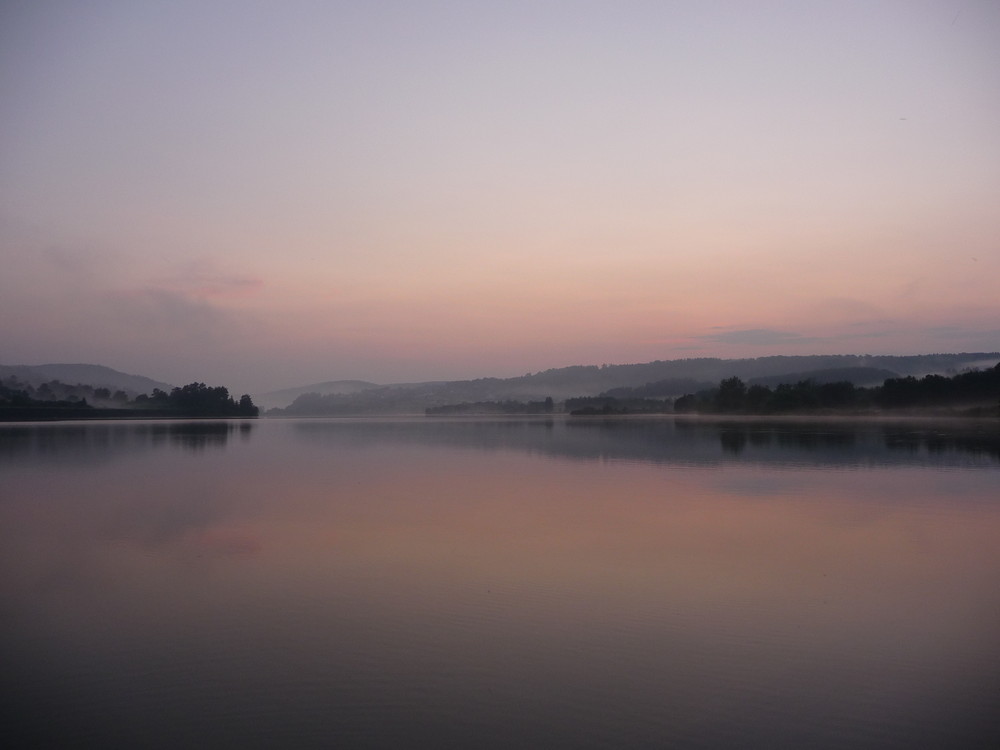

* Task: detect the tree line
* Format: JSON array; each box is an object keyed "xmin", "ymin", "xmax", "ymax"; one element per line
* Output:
[
  {"xmin": 414, "ymin": 364, "xmax": 1000, "ymax": 418},
  {"xmin": 0, "ymin": 376, "xmax": 135, "ymax": 406},
  {"xmin": 426, "ymin": 398, "xmax": 555, "ymax": 416},
  {"xmin": 1, "ymin": 378, "xmax": 258, "ymax": 419},
  {"xmin": 672, "ymin": 364, "xmax": 1000, "ymax": 415},
  {"xmin": 565, "ymin": 396, "xmax": 673, "ymax": 415},
  {"xmin": 134, "ymin": 383, "xmax": 258, "ymax": 416}
]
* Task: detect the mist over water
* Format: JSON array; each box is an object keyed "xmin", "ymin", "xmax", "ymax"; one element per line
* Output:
[{"xmin": 2, "ymin": 417, "xmax": 998, "ymax": 748}]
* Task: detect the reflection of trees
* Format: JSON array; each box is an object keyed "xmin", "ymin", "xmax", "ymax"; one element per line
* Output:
[
  {"xmin": 719, "ymin": 429, "xmax": 747, "ymax": 454},
  {"xmin": 681, "ymin": 419, "xmax": 1000, "ymax": 463},
  {"xmin": 160, "ymin": 422, "xmax": 239, "ymax": 451},
  {"xmin": 293, "ymin": 417, "xmax": 1000, "ymax": 468},
  {"xmin": 0, "ymin": 421, "xmax": 255, "ymax": 465},
  {"xmin": 880, "ymin": 426, "xmax": 1000, "ymax": 460}
]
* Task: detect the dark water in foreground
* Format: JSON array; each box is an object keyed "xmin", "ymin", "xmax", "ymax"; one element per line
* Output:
[{"xmin": 1, "ymin": 417, "xmax": 998, "ymax": 748}]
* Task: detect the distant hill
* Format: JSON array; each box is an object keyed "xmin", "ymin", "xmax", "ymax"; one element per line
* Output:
[
  {"xmin": 253, "ymin": 379, "xmax": 380, "ymax": 411},
  {"xmin": 268, "ymin": 353, "xmax": 1000, "ymax": 416},
  {"xmin": 601, "ymin": 378, "xmax": 716, "ymax": 400},
  {"xmin": 746, "ymin": 367, "xmax": 900, "ymax": 389},
  {"xmin": 0, "ymin": 363, "xmax": 173, "ymax": 397}
]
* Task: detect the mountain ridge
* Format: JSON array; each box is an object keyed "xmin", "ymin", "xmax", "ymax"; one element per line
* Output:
[
  {"xmin": 267, "ymin": 353, "xmax": 1000, "ymax": 415},
  {"xmin": 253, "ymin": 380, "xmax": 381, "ymax": 411},
  {"xmin": 5, "ymin": 354, "xmax": 997, "ymax": 414},
  {"xmin": 0, "ymin": 363, "xmax": 174, "ymax": 397}
]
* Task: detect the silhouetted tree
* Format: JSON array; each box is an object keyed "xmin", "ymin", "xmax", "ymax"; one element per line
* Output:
[
  {"xmin": 745, "ymin": 384, "xmax": 772, "ymax": 412},
  {"xmin": 238, "ymin": 394, "xmax": 259, "ymax": 417},
  {"xmin": 715, "ymin": 377, "xmax": 747, "ymax": 412}
]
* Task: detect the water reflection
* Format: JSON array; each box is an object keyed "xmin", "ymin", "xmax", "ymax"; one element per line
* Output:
[
  {"xmin": 1, "ymin": 418, "xmax": 998, "ymax": 748},
  {"xmin": 0, "ymin": 420, "xmax": 255, "ymax": 465},
  {"xmin": 6, "ymin": 417, "xmax": 994, "ymax": 469},
  {"xmin": 676, "ymin": 418, "xmax": 1000, "ymax": 462},
  {"xmin": 292, "ymin": 416, "xmax": 1000, "ymax": 468}
]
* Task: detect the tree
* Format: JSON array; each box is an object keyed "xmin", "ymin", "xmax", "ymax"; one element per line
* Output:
[
  {"xmin": 238, "ymin": 394, "xmax": 258, "ymax": 417},
  {"xmin": 716, "ymin": 377, "xmax": 747, "ymax": 412},
  {"xmin": 744, "ymin": 384, "xmax": 770, "ymax": 411}
]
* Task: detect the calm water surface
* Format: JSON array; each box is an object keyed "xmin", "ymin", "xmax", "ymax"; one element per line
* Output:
[{"xmin": 2, "ymin": 417, "xmax": 999, "ymax": 748}]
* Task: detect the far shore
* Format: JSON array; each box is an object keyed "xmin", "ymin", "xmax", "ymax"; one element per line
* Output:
[{"xmin": 0, "ymin": 407, "xmax": 258, "ymax": 422}]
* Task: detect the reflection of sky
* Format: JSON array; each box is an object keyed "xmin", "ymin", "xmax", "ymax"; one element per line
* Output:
[
  {"xmin": 714, "ymin": 473, "xmax": 805, "ymax": 497},
  {"xmin": 2, "ymin": 420, "xmax": 999, "ymax": 746}
]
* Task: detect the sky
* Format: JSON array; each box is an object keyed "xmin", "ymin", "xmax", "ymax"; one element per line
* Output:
[{"xmin": 2, "ymin": 0, "xmax": 998, "ymax": 394}]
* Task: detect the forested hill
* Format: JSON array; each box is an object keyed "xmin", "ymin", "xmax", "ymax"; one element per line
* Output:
[
  {"xmin": 508, "ymin": 354, "xmax": 999, "ymax": 395},
  {"xmin": 0, "ymin": 363, "xmax": 173, "ymax": 396},
  {"xmin": 268, "ymin": 353, "xmax": 998, "ymax": 415},
  {"xmin": 671, "ymin": 363, "xmax": 1000, "ymax": 416}
]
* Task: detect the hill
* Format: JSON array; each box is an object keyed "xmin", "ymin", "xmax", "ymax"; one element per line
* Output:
[
  {"xmin": 746, "ymin": 367, "xmax": 899, "ymax": 389},
  {"xmin": 252, "ymin": 379, "xmax": 380, "ymax": 411},
  {"xmin": 672, "ymin": 363, "xmax": 1000, "ymax": 416},
  {"xmin": 0, "ymin": 363, "xmax": 173, "ymax": 397},
  {"xmin": 268, "ymin": 353, "xmax": 1000, "ymax": 416}
]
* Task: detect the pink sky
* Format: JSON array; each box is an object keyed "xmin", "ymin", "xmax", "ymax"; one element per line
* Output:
[{"xmin": 2, "ymin": 1, "xmax": 998, "ymax": 393}]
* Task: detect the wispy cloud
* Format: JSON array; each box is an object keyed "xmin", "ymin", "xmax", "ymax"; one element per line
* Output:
[
  {"xmin": 690, "ymin": 321, "xmax": 1000, "ymax": 354},
  {"xmin": 696, "ymin": 328, "xmax": 814, "ymax": 346},
  {"xmin": 40, "ymin": 245, "xmax": 113, "ymax": 275},
  {"xmin": 151, "ymin": 264, "xmax": 263, "ymax": 300},
  {"xmin": 101, "ymin": 288, "xmax": 231, "ymax": 341},
  {"xmin": 99, "ymin": 261, "xmax": 264, "ymax": 343}
]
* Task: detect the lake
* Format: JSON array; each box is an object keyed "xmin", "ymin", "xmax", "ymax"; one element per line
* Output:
[{"xmin": 1, "ymin": 416, "xmax": 998, "ymax": 748}]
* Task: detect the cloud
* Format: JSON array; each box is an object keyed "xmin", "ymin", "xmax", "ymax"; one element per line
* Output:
[
  {"xmin": 100, "ymin": 287, "xmax": 230, "ymax": 340},
  {"xmin": 690, "ymin": 321, "xmax": 1000, "ymax": 355},
  {"xmin": 152, "ymin": 265, "xmax": 263, "ymax": 300},
  {"xmin": 810, "ymin": 297, "xmax": 885, "ymax": 322},
  {"xmin": 188, "ymin": 526, "xmax": 263, "ymax": 557},
  {"xmin": 97, "ymin": 260, "xmax": 265, "ymax": 345},
  {"xmin": 697, "ymin": 328, "xmax": 814, "ymax": 346},
  {"xmin": 40, "ymin": 245, "xmax": 106, "ymax": 275}
]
